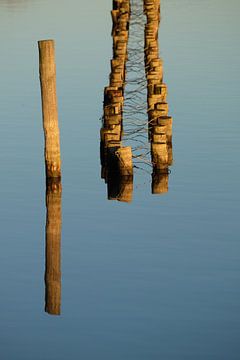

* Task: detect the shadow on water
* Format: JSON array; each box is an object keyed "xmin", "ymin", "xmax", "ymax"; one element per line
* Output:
[
  {"xmin": 100, "ymin": 142, "xmax": 133, "ymax": 202},
  {"xmin": 44, "ymin": 178, "xmax": 62, "ymax": 316}
]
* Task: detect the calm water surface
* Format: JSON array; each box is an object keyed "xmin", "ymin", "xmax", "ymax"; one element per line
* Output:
[{"xmin": 0, "ymin": 0, "xmax": 240, "ymax": 359}]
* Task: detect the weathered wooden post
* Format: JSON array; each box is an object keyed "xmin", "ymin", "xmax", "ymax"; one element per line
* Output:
[
  {"xmin": 38, "ymin": 40, "xmax": 61, "ymax": 179},
  {"xmin": 45, "ymin": 178, "xmax": 62, "ymax": 315}
]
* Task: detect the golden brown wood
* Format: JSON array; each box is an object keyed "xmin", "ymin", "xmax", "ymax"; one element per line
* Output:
[
  {"xmin": 38, "ymin": 40, "xmax": 61, "ymax": 179},
  {"xmin": 115, "ymin": 146, "xmax": 133, "ymax": 176},
  {"xmin": 152, "ymin": 169, "xmax": 169, "ymax": 194},
  {"xmin": 151, "ymin": 142, "xmax": 168, "ymax": 169},
  {"xmin": 45, "ymin": 179, "xmax": 62, "ymax": 315}
]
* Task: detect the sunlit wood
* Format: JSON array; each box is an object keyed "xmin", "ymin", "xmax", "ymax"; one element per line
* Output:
[{"xmin": 38, "ymin": 40, "xmax": 61, "ymax": 179}]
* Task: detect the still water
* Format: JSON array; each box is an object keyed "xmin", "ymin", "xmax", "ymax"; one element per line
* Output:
[{"xmin": 0, "ymin": 0, "xmax": 240, "ymax": 359}]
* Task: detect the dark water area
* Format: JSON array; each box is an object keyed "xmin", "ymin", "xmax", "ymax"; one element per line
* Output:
[{"xmin": 0, "ymin": 0, "xmax": 240, "ymax": 359}]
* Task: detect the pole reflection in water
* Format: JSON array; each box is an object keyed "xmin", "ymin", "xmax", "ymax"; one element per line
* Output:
[
  {"xmin": 44, "ymin": 178, "xmax": 62, "ymax": 315},
  {"xmin": 0, "ymin": 0, "xmax": 30, "ymax": 10}
]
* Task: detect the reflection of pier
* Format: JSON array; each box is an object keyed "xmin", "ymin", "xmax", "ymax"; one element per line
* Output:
[
  {"xmin": 1, "ymin": 0, "xmax": 30, "ymax": 9},
  {"xmin": 45, "ymin": 178, "xmax": 62, "ymax": 315}
]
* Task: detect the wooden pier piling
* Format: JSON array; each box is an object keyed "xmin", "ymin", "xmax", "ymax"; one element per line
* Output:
[
  {"xmin": 38, "ymin": 40, "xmax": 61, "ymax": 179},
  {"xmin": 100, "ymin": 0, "xmax": 134, "ymax": 195},
  {"xmin": 143, "ymin": 0, "xmax": 173, "ymax": 175},
  {"xmin": 100, "ymin": 0, "xmax": 173, "ymax": 197}
]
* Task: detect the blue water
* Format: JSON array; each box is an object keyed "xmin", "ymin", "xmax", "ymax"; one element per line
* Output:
[{"xmin": 0, "ymin": 0, "xmax": 240, "ymax": 359}]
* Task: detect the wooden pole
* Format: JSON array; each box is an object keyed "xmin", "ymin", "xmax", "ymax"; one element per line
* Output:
[
  {"xmin": 38, "ymin": 40, "xmax": 61, "ymax": 179},
  {"xmin": 45, "ymin": 178, "xmax": 62, "ymax": 315}
]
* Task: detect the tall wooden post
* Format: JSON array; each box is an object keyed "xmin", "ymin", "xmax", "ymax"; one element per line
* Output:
[
  {"xmin": 45, "ymin": 179, "xmax": 62, "ymax": 315},
  {"xmin": 38, "ymin": 40, "xmax": 61, "ymax": 179}
]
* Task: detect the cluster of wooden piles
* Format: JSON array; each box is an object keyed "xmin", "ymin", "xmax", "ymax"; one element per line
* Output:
[
  {"xmin": 143, "ymin": 0, "xmax": 173, "ymax": 194},
  {"xmin": 100, "ymin": 0, "xmax": 133, "ymax": 202}
]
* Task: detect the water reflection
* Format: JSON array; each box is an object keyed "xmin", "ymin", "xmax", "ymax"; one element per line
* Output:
[
  {"xmin": 44, "ymin": 178, "xmax": 62, "ymax": 315},
  {"xmin": 0, "ymin": 0, "xmax": 30, "ymax": 10}
]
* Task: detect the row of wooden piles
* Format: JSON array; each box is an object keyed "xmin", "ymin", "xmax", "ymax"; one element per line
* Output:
[
  {"xmin": 100, "ymin": 0, "xmax": 133, "ymax": 202},
  {"xmin": 144, "ymin": 0, "xmax": 173, "ymax": 193}
]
